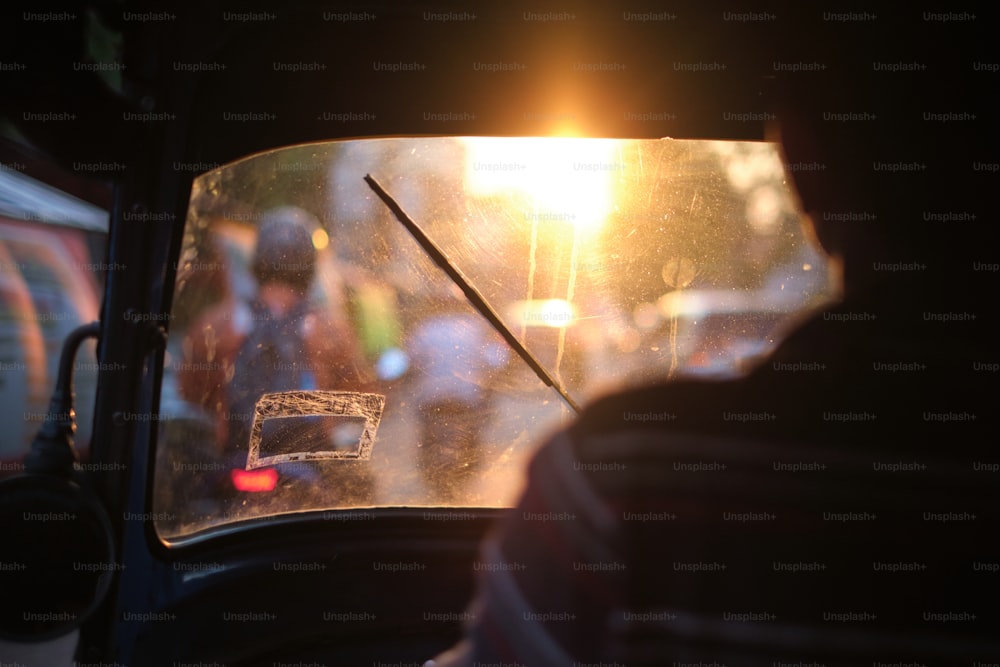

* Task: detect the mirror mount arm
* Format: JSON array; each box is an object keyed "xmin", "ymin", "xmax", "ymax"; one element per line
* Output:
[{"xmin": 24, "ymin": 321, "xmax": 102, "ymax": 478}]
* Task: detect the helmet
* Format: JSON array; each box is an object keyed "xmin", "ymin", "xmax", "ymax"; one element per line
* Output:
[{"xmin": 251, "ymin": 206, "xmax": 319, "ymax": 292}]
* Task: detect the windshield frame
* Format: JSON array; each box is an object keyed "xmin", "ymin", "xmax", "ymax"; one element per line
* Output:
[{"xmin": 152, "ymin": 134, "xmax": 833, "ymax": 546}]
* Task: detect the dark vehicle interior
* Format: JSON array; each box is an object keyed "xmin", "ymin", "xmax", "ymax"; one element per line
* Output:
[{"xmin": 0, "ymin": 1, "xmax": 995, "ymax": 665}]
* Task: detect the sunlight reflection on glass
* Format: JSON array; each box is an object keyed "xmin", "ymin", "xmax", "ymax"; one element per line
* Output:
[{"xmin": 461, "ymin": 137, "xmax": 620, "ymax": 234}]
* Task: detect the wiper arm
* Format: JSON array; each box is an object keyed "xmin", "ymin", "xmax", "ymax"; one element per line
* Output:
[{"xmin": 364, "ymin": 174, "xmax": 580, "ymax": 414}]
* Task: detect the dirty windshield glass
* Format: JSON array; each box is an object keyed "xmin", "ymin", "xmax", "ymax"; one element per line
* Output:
[{"xmin": 155, "ymin": 137, "xmax": 832, "ymax": 541}]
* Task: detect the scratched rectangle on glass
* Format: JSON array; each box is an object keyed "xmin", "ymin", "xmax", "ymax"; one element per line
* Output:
[{"xmin": 246, "ymin": 391, "xmax": 385, "ymax": 469}]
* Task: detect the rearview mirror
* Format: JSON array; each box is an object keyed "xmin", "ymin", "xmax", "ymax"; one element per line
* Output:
[
  {"xmin": 0, "ymin": 322, "xmax": 115, "ymax": 642},
  {"xmin": 0, "ymin": 473, "xmax": 115, "ymax": 641}
]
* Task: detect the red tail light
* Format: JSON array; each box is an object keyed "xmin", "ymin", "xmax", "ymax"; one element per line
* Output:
[{"xmin": 231, "ymin": 468, "xmax": 278, "ymax": 492}]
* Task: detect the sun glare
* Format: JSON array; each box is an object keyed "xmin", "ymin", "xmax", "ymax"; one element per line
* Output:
[
  {"xmin": 508, "ymin": 298, "xmax": 577, "ymax": 329},
  {"xmin": 462, "ymin": 137, "xmax": 621, "ymax": 234}
]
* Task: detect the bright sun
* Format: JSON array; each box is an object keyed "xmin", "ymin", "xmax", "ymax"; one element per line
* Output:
[{"xmin": 461, "ymin": 136, "xmax": 621, "ymax": 234}]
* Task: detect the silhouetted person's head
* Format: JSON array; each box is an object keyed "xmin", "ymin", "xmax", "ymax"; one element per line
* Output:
[
  {"xmin": 768, "ymin": 15, "xmax": 984, "ymax": 306},
  {"xmin": 252, "ymin": 206, "xmax": 319, "ymax": 294}
]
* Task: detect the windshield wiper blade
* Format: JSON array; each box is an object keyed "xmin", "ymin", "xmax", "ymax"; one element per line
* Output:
[{"xmin": 364, "ymin": 174, "xmax": 580, "ymax": 414}]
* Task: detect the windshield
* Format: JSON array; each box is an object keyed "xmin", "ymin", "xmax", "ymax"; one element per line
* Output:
[{"xmin": 155, "ymin": 137, "xmax": 832, "ymax": 541}]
